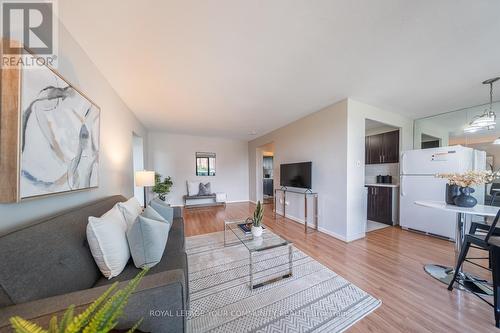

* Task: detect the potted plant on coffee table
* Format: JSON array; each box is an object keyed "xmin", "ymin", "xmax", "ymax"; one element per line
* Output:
[{"xmin": 251, "ymin": 201, "xmax": 264, "ymax": 237}]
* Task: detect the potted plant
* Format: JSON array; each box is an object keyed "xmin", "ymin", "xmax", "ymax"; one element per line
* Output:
[
  {"xmin": 251, "ymin": 201, "xmax": 264, "ymax": 237},
  {"xmin": 9, "ymin": 269, "xmax": 148, "ymax": 333},
  {"xmin": 151, "ymin": 173, "xmax": 173, "ymax": 202},
  {"xmin": 437, "ymin": 170, "xmax": 499, "ymax": 207}
]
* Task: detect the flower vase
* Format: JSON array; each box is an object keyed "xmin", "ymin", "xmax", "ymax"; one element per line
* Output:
[
  {"xmin": 453, "ymin": 187, "xmax": 477, "ymax": 208},
  {"xmin": 445, "ymin": 184, "xmax": 460, "ymax": 205}
]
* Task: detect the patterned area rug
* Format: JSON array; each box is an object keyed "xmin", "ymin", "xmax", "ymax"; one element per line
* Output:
[{"xmin": 186, "ymin": 231, "xmax": 381, "ymax": 333}]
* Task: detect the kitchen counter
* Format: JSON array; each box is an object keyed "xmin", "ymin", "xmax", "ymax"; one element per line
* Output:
[{"xmin": 365, "ymin": 183, "xmax": 399, "ymax": 188}]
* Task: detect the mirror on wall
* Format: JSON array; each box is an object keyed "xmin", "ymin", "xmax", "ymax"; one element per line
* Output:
[{"xmin": 414, "ymin": 101, "xmax": 500, "ymax": 172}]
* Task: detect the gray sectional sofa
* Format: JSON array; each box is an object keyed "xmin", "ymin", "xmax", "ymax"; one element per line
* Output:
[{"xmin": 0, "ymin": 195, "xmax": 188, "ymax": 333}]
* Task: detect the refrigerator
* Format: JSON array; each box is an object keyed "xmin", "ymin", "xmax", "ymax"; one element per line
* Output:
[{"xmin": 400, "ymin": 145, "xmax": 486, "ymax": 240}]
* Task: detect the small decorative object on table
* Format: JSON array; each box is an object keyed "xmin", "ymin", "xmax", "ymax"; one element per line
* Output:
[
  {"xmin": 152, "ymin": 173, "xmax": 173, "ymax": 202},
  {"xmin": 445, "ymin": 183, "xmax": 460, "ymax": 205},
  {"xmin": 238, "ymin": 219, "xmax": 265, "ymax": 234},
  {"xmin": 251, "ymin": 201, "xmax": 264, "ymax": 237},
  {"xmin": 437, "ymin": 170, "xmax": 500, "ymax": 207}
]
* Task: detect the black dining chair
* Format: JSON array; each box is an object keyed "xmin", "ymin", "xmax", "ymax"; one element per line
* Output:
[
  {"xmin": 448, "ymin": 210, "xmax": 500, "ymax": 328},
  {"xmin": 489, "ymin": 183, "xmax": 500, "ymax": 206}
]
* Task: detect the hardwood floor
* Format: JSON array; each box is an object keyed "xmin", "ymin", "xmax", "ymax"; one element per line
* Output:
[{"xmin": 183, "ymin": 202, "xmax": 496, "ymax": 332}]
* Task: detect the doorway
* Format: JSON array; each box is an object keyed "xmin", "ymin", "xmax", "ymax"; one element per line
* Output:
[
  {"xmin": 263, "ymin": 153, "xmax": 274, "ymax": 204},
  {"xmin": 364, "ymin": 119, "xmax": 400, "ymax": 233},
  {"xmin": 421, "ymin": 134, "xmax": 441, "ymax": 149},
  {"xmin": 132, "ymin": 133, "xmax": 145, "ymax": 206},
  {"xmin": 255, "ymin": 142, "xmax": 274, "ymax": 205}
]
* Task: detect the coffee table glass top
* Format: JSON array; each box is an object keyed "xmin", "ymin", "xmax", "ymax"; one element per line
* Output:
[{"xmin": 225, "ymin": 219, "xmax": 291, "ymax": 252}]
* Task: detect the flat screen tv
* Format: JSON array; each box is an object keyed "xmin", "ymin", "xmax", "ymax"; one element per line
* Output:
[{"xmin": 280, "ymin": 162, "xmax": 312, "ymax": 189}]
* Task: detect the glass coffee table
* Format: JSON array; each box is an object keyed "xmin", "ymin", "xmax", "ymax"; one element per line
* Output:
[{"xmin": 224, "ymin": 219, "xmax": 293, "ymax": 289}]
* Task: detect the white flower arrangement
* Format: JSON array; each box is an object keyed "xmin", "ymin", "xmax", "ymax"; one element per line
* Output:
[{"xmin": 436, "ymin": 170, "xmax": 500, "ymax": 188}]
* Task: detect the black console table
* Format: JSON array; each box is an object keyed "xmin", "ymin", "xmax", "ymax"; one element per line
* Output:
[{"xmin": 274, "ymin": 188, "xmax": 318, "ymax": 233}]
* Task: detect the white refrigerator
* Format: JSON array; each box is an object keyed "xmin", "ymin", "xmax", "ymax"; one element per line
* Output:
[{"xmin": 400, "ymin": 145, "xmax": 486, "ymax": 240}]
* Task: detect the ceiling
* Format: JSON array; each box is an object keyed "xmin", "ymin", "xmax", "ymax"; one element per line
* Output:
[{"xmin": 59, "ymin": 0, "xmax": 500, "ymax": 140}]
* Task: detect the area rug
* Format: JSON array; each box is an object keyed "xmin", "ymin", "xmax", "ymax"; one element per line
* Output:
[{"xmin": 186, "ymin": 231, "xmax": 381, "ymax": 333}]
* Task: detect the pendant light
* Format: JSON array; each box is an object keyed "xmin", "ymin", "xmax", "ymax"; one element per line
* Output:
[{"xmin": 465, "ymin": 77, "xmax": 499, "ymax": 133}]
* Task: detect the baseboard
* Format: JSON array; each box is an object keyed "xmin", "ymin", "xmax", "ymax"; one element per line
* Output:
[
  {"xmin": 275, "ymin": 211, "xmax": 359, "ymax": 243},
  {"xmin": 317, "ymin": 227, "xmax": 348, "ymax": 242},
  {"xmin": 345, "ymin": 231, "xmax": 366, "ymax": 242},
  {"xmin": 172, "ymin": 200, "xmax": 250, "ymax": 207},
  {"xmin": 274, "ymin": 211, "xmax": 305, "ymax": 225}
]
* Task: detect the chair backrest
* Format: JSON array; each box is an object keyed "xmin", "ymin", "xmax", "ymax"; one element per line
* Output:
[
  {"xmin": 490, "ymin": 182, "xmax": 500, "ymax": 195},
  {"xmin": 486, "ymin": 208, "xmax": 500, "ymax": 243}
]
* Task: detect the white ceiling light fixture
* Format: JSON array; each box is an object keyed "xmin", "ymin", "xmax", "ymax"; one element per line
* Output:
[{"xmin": 465, "ymin": 77, "xmax": 499, "ymax": 133}]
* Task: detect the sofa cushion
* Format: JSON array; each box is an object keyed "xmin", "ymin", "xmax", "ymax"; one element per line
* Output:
[
  {"xmin": 142, "ymin": 205, "xmax": 168, "ymax": 224},
  {"xmin": 127, "ymin": 215, "xmax": 170, "ymax": 269},
  {"xmin": 166, "ymin": 218, "xmax": 185, "ymax": 253},
  {"xmin": 187, "ymin": 181, "xmax": 200, "ymax": 196},
  {"xmin": 87, "ymin": 206, "xmax": 131, "ymax": 279},
  {"xmin": 0, "ymin": 196, "xmax": 126, "ymax": 305},
  {"xmin": 93, "ymin": 252, "xmax": 188, "ymax": 288},
  {"xmin": 198, "ymin": 182, "xmax": 211, "ymax": 195},
  {"xmin": 150, "ymin": 199, "xmax": 174, "ymax": 224},
  {"xmin": 117, "ymin": 197, "xmax": 143, "ymax": 229},
  {"xmin": 0, "ymin": 269, "xmax": 187, "ymax": 333}
]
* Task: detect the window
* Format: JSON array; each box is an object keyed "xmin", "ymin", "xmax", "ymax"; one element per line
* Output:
[{"xmin": 196, "ymin": 152, "xmax": 216, "ymax": 176}]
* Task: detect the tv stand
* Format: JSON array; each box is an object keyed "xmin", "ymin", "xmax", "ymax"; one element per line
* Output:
[{"xmin": 274, "ymin": 188, "xmax": 318, "ymax": 233}]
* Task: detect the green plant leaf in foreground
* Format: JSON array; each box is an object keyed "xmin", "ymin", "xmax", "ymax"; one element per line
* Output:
[{"xmin": 10, "ymin": 268, "xmax": 148, "ymax": 333}]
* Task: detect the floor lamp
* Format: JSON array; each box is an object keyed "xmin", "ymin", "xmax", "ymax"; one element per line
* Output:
[{"xmin": 135, "ymin": 170, "xmax": 155, "ymax": 208}]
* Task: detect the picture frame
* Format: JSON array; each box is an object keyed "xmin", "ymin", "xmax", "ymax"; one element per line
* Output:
[{"xmin": 0, "ymin": 40, "xmax": 101, "ymax": 202}]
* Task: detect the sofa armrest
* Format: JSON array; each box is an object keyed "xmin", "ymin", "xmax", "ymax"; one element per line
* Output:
[
  {"xmin": 0, "ymin": 269, "xmax": 187, "ymax": 333},
  {"xmin": 173, "ymin": 206, "xmax": 183, "ymax": 219}
]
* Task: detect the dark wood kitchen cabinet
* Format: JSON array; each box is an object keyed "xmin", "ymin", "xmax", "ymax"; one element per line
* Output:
[
  {"xmin": 367, "ymin": 186, "xmax": 393, "ymax": 225},
  {"xmin": 263, "ymin": 178, "xmax": 274, "ymax": 196},
  {"xmin": 365, "ymin": 130, "xmax": 399, "ymax": 164}
]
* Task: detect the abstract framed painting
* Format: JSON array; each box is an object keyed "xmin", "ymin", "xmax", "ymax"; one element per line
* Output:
[{"xmin": 0, "ymin": 43, "xmax": 100, "ymax": 202}]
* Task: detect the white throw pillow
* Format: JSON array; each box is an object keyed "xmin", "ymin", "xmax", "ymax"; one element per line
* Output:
[
  {"xmin": 188, "ymin": 181, "xmax": 200, "ymax": 196},
  {"xmin": 102, "ymin": 205, "xmax": 128, "ymax": 231},
  {"xmin": 117, "ymin": 197, "xmax": 143, "ymax": 229},
  {"xmin": 87, "ymin": 206, "xmax": 130, "ymax": 279}
]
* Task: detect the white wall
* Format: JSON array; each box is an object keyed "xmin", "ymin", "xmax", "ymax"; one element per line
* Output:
[
  {"xmin": 148, "ymin": 132, "xmax": 249, "ymax": 206},
  {"xmin": 0, "ymin": 24, "xmax": 147, "ymax": 235},
  {"xmin": 248, "ymin": 100, "xmax": 349, "ymax": 240}
]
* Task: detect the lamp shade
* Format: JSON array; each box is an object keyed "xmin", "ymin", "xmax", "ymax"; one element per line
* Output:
[{"xmin": 135, "ymin": 171, "xmax": 155, "ymax": 187}]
